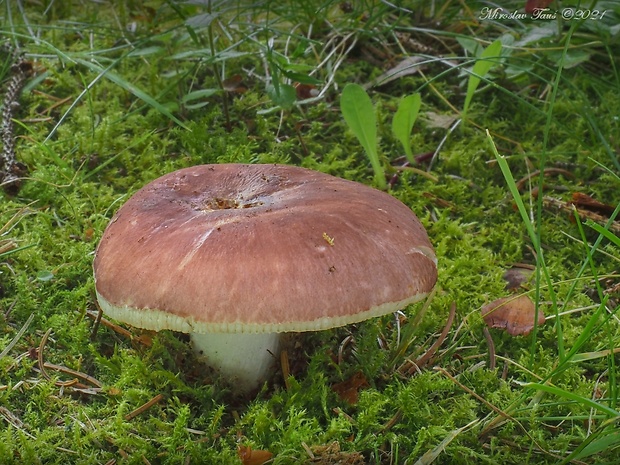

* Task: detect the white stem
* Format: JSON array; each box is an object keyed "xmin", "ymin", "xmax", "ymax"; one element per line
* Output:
[{"xmin": 190, "ymin": 332, "xmax": 281, "ymax": 394}]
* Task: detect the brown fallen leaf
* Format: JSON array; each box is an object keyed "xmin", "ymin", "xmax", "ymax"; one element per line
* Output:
[
  {"xmin": 424, "ymin": 111, "xmax": 459, "ymax": 130},
  {"xmin": 332, "ymin": 371, "xmax": 369, "ymax": 405},
  {"xmin": 503, "ymin": 264, "xmax": 534, "ymax": 291},
  {"xmin": 364, "ymin": 56, "xmax": 425, "ymax": 89},
  {"xmin": 570, "ymin": 192, "xmax": 616, "ymax": 217},
  {"xmin": 481, "ymin": 295, "xmax": 545, "ymax": 336},
  {"xmin": 238, "ymin": 445, "xmax": 273, "ymax": 465},
  {"xmin": 222, "ymin": 74, "xmax": 248, "ymax": 94},
  {"xmin": 295, "ymin": 83, "xmax": 319, "ymax": 100}
]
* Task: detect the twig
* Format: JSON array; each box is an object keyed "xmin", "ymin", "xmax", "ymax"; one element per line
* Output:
[
  {"xmin": 0, "ymin": 239, "xmax": 17, "ymax": 254},
  {"xmin": 37, "ymin": 328, "xmax": 102, "ymax": 388},
  {"xmin": 337, "ymin": 335, "xmax": 354, "ymax": 365},
  {"xmin": 37, "ymin": 328, "xmax": 57, "ymax": 382},
  {"xmin": 515, "ymin": 168, "xmax": 574, "ymax": 191},
  {"xmin": 90, "ymin": 303, "xmax": 104, "ymax": 341},
  {"xmin": 124, "ymin": 394, "xmax": 165, "ymax": 421},
  {"xmin": 0, "ymin": 406, "xmax": 35, "ymax": 439},
  {"xmin": 43, "ymin": 362, "xmax": 102, "ymax": 389},
  {"xmin": 428, "ymin": 117, "xmax": 461, "ymax": 172},
  {"xmin": 280, "ymin": 349, "xmax": 291, "ymax": 390},
  {"xmin": 544, "ymin": 196, "xmax": 620, "ymax": 235},
  {"xmin": 435, "ymin": 366, "xmax": 549, "ymax": 456},
  {"xmin": 405, "ymin": 302, "xmax": 456, "ymax": 374},
  {"xmin": 380, "ymin": 409, "xmax": 403, "ymax": 433},
  {"xmin": 482, "ymin": 327, "xmax": 496, "ymax": 370},
  {"xmin": 395, "ymin": 164, "xmax": 439, "ymax": 182},
  {"xmin": 85, "ymin": 308, "xmax": 134, "ymax": 340}
]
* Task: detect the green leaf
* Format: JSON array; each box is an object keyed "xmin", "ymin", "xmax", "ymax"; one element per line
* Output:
[
  {"xmin": 392, "ymin": 93, "xmax": 421, "ymax": 163},
  {"xmin": 181, "ymin": 88, "xmax": 219, "ymax": 109},
  {"xmin": 280, "ymin": 62, "xmax": 316, "ymax": 74},
  {"xmin": 37, "ymin": 270, "xmax": 54, "ymax": 282},
  {"xmin": 549, "ymin": 49, "xmax": 592, "ymax": 69},
  {"xmin": 182, "ymin": 88, "xmax": 219, "ymax": 101},
  {"xmin": 456, "ymin": 37, "xmax": 484, "ymax": 56},
  {"xmin": 340, "ymin": 83, "xmax": 385, "ymax": 189},
  {"xmin": 463, "ymin": 39, "xmax": 502, "ymax": 120},
  {"xmin": 266, "ymin": 83, "xmax": 296, "ymax": 109},
  {"xmin": 279, "ymin": 70, "xmax": 323, "ymax": 85},
  {"xmin": 185, "ymin": 12, "xmax": 218, "ymax": 29}
]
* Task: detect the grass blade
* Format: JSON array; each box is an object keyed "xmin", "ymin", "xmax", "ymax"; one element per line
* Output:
[
  {"xmin": 0, "ymin": 313, "xmax": 35, "ymax": 359},
  {"xmin": 572, "ymin": 429, "xmax": 620, "ymax": 461},
  {"xmin": 487, "ymin": 130, "xmax": 561, "ymax": 362},
  {"xmin": 524, "ymin": 382, "xmax": 620, "ymax": 418},
  {"xmin": 414, "ymin": 419, "xmax": 480, "ymax": 465},
  {"xmin": 73, "ymin": 58, "xmax": 189, "ymax": 130},
  {"xmin": 585, "ymin": 220, "xmax": 620, "ymax": 247},
  {"xmin": 486, "ymin": 131, "xmax": 539, "ymax": 251}
]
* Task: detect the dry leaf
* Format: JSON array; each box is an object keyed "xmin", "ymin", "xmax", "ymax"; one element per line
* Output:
[
  {"xmin": 332, "ymin": 371, "xmax": 369, "ymax": 404},
  {"xmin": 222, "ymin": 75, "xmax": 248, "ymax": 94},
  {"xmin": 570, "ymin": 192, "xmax": 616, "ymax": 217},
  {"xmin": 238, "ymin": 445, "xmax": 273, "ymax": 465},
  {"xmin": 502, "ymin": 265, "xmax": 534, "ymax": 291},
  {"xmin": 481, "ymin": 295, "xmax": 545, "ymax": 336},
  {"xmin": 364, "ymin": 56, "xmax": 425, "ymax": 89},
  {"xmin": 424, "ymin": 111, "xmax": 458, "ymax": 129},
  {"xmin": 295, "ymin": 83, "xmax": 319, "ymax": 99}
]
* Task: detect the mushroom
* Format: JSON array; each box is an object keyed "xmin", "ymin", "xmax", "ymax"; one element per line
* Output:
[{"xmin": 93, "ymin": 164, "xmax": 437, "ymax": 394}]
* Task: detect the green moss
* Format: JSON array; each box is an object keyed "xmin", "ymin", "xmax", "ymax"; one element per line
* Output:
[{"xmin": 1, "ymin": 0, "xmax": 620, "ymax": 463}]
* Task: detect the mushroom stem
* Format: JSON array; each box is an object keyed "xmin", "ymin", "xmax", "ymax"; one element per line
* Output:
[{"xmin": 190, "ymin": 332, "xmax": 281, "ymax": 393}]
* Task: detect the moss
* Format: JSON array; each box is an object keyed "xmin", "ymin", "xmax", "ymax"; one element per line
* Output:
[{"xmin": 1, "ymin": 0, "xmax": 620, "ymax": 463}]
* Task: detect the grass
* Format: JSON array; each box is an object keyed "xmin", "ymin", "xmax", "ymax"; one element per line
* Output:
[{"xmin": 1, "ymin": 0, "xmax": 620, "ymax": 463}]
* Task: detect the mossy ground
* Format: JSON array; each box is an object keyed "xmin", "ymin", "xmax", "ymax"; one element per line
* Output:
[{"xmin": 1, "ymin": 1, "xmax": 619, "ymax": 464}]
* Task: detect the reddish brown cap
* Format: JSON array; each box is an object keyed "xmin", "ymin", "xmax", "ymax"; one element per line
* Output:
[{"xmin": 93, "ymin": 164, "xmax": 437, "ymax": 334}]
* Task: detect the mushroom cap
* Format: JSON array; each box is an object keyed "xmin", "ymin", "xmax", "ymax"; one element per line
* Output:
[{"xmin": 93, "ymin": 164, "xmax": 437, "ymax": 334}]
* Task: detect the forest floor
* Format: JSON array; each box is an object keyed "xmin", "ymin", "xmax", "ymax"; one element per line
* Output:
[{"xmin": 1, "ymin": 1, "xmax": 620, "ymax": 464}]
